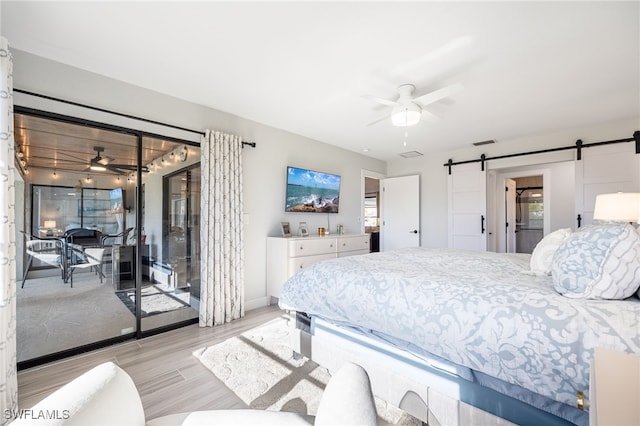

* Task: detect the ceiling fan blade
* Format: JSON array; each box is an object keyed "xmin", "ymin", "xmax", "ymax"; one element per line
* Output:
[
  {"xmin": 366, "ymin": 114, "xmax": 392, "ymax": 127},
  {"xmin": 97, "ymin": 156, "xmax": 114, "ymax": 166},
  {"xmin": 413, "ymin": 83, "xmax": 464, "ymax": 107},
  {"xmin": 105, "ymin": 165, "xmax": 126, "ymax": 175},
  {"xmin": 362, "ymin": 94, "xmax": 398, "ymax": 107},
  {"xmin": 108, "ymin": 164, "xmax": 150, "ymax": 173}
]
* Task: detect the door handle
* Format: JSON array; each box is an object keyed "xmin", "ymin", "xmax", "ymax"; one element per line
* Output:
[
  {"xmin": 409, "ymin": 230, "xmax": 418, "ymax": 234},
  {"xmin": 481, "ymin": 215, "xmax": 486, "ymax": 234}
]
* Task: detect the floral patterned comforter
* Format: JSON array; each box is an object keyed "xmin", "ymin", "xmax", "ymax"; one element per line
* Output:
[{"xmin": 278, "ymin": 247, "xmax": 640, "ymax": 407}]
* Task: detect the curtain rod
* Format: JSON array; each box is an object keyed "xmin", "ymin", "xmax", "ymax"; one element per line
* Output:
[
  {"xmin": 444, "ymin": 131, "xmax": 640, "ymax": 174},
  {"xmin": 14, "ymin": 88, "xmax": 257, "ymax": 148}
]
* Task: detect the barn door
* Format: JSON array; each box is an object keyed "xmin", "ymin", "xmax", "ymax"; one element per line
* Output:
[
  {"xmin": 575, "ymin": 142, "xmax": 639, "ymax": 228},
  {"xmin": 448, "ymin": 163, "xmax": 487, "ymax": 251}
]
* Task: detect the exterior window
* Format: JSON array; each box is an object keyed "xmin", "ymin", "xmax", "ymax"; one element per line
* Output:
[{"xmin": 31, "ymin": 185, "xmax": 119, "ymax": 238}]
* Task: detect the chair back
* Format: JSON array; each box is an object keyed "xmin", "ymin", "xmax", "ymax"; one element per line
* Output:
[
  {"xmin": 64, "ymin": 228, "xmax": 103, "ymax": 247},
  {"xmin": 101, "ymin": 227, "xmax": 134, "ymax": 247}
]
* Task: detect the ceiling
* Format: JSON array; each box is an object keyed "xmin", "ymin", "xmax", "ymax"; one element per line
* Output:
[
  {"xmin": 2, "ymin": 2, "xmax": 639, "ymax": 161},
  {"xmin": 14, "ymin": 113, "xmax": 184, "ymax": 175}
]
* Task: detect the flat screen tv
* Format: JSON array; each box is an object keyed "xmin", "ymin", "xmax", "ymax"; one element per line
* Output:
[
  {"xmin": 109, "ymin": 187, "xmax": 124, "ymax": 212},
  {"xmin": 285, "ymin": 166, "xmax": 341, "ymax": 213}
]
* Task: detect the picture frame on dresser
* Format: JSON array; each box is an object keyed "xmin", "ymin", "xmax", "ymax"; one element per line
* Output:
[
  {"xmin": 280, "ymin": 222, "xmax": 291, "ymax": 237},
  {"xmin": 298, "ymin": 222, "xmax": 308, "ymax": 237}
]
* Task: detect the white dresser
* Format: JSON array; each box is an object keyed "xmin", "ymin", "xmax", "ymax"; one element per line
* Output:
[{"xmin": 266, "ymin": 234, "xmax": 370, "ymax": 301}]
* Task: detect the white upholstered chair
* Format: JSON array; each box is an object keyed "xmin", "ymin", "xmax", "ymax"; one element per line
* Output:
[{"xmin": 10, "ymin": 361, "xmax": 378, "ymax": 426}]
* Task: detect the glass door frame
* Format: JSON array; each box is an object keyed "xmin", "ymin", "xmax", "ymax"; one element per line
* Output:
[{"xmin": 15, "ymin": 105, "xmax": 201, "ymax": 370}]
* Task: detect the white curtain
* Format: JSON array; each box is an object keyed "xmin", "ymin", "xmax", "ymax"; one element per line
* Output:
[
  {"xmin": 0, "ymin": 37, "xmax": 18, "ymax": 424},
  {"xmin": 199, "ymin": 130, "xmax": 244, "ymax": 326}
]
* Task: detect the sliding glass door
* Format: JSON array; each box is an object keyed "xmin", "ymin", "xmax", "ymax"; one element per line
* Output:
[
  {"xmin": 15, "ymin": 110, "xmax": 200, "ymax": 368},
  {"xmin": 15, "ymin": 113, "xmax": 139, "ymax": 365},
  {"xmin": 139, "ymin": 138, "xmax": 200, "ymax": 332}
]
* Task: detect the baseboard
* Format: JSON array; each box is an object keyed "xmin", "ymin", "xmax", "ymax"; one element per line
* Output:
[{"xmin": 245, "ymin": 296, "xmax": 270, "ymax": 311}]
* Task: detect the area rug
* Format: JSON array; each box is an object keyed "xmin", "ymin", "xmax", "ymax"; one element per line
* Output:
[
  {"xmin": 193, "ymin": 317, "xmax": 421, "ymax": 425},
  {"xmin": 116, "ymin": 285, "xmax": 191, "ymax": 317}
]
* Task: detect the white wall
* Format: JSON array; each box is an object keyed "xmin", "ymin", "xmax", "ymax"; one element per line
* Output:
[
  {"xmin": 387, "ymin": 118, "xmax": 639, "ymax": 248},
  {"xmin": 12, "ymin": 49, "xmax": 386, "ymax": 309}
]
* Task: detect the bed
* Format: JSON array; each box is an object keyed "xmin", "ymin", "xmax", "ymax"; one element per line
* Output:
[{"xmin": 278, "ymin": 225, "xmax": 640, "ymax": 426}]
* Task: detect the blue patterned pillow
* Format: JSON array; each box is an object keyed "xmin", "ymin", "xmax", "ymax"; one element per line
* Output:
[{"xmin": 551, "ymin": 223, "xmax": 640, "ymax": 299}]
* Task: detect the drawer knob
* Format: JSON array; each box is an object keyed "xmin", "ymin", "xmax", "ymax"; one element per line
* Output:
[
  {"xmin": 343, "ymin": 243, "xmax": 346, "ymax": 246},
  {"xmin": 299, "ymin": 265, "xmax": 304, "ymax": 269}
]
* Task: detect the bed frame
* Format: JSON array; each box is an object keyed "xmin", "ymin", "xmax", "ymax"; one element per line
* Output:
[{"xmin": 289, "ymin": 312, "xmax": 584, "ymax": 426}]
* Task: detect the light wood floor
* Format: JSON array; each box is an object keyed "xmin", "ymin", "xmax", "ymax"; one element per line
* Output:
[{"xmin": 17, "ymin": 304, "xmax": 285, "ymax": 420}]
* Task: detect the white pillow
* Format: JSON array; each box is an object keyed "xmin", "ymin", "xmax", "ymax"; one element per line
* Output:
[
  {"xmin": 529, "ymin": 228, "xmax": 572, "ymax": 275},
  {"xmin": 551, "ymin": 223, "xmax": 640, "ymax": 299}
]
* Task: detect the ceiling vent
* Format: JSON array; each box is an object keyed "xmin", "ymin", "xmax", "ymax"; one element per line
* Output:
[
  {"xmin": 398, "ymin": 151, "xmax": 424, "ymax": 158},
  {"xmin": 473, "ymin": 139, "xmax": 496, "ymax": 146}
]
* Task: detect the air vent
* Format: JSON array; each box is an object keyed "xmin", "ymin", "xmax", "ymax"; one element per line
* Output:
[
  {"xmin": 398, "ymin": 151, "xmax": 424, "ymax": 158},
  {"xmin": 473, "ymin": 139, "xmax": 496, "ymax": 146}
]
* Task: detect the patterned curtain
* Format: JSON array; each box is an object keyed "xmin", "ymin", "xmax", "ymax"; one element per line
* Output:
[
  {"xmin": 199, "ymin": 130, "xmax": 244, "ymax": 326},
  {"xmin": 0, "ymin": 37, "xmax": 18, "ymax": 424}
]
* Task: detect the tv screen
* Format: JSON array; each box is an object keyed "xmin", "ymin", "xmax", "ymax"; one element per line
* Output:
[
  {"xmin": 109, "ymin": 187, "xmax": 124, "ymax": 212},
  {"xmin": 286, "ymin": 166, "xmax": 341, "ymax": 213}
]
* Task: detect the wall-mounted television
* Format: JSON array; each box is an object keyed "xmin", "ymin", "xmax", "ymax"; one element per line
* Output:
[
  {"xmin": 285, "ymin": 166, "xmax": 341, "ymax": 213},
  {"xmin": 109, "ymin": 187, "xmax": 124, "ymax": 212}
]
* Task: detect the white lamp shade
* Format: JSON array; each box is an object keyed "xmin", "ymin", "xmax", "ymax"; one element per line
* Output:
[
  {"xmin": 43, "ymin": 220, "xmax": 57, "ymax": 229},
  {"xmin": 593, "ymin": 192, "xmax": 640, "ymax": 223},
  {"xmin": 391, "ymin": 104, "xmax": 421, "ymax": 127}
]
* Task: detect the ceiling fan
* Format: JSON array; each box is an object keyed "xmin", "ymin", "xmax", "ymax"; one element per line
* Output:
[
  {"xmin": 364, "ymin": 82, "xmax": 463, "ymax": 127},
  {"xmin": 89, "ymin": 146, "xmax": 147, "ymax": 174}
]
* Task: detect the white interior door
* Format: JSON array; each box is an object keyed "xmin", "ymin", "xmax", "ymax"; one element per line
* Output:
[
  {"xmin": 448, "ymin": 163, "xmax": 487, "ymax": 251},
  {"xmin": 505, "ymin": 179, "xmax": 517, "ymax": 253},
  {"xmin": 575, "ymin": 143, "xmax": 639, "ymax": 228},
  {"xmin": 380, "ymin": 175, "xmax": 420, "ymax": 251}
]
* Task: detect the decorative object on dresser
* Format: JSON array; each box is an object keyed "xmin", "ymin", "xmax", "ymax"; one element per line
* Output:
[
  {"xmin": 298, "ymin": 222, "xmax": 309, "ymax": 237},
  {"xmin": 266, "ymin": 234, "xmax": 370, "ymax": 301},
  {"xmin": 280, "ymin": 221, "xmax": 291, "ymax": 237}
]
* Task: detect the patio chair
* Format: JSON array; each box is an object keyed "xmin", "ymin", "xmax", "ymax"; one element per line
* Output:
[
  {"xmin": 22, "ymin": 238, "xmax": 64, "ymax": 288},
  {"xmin": 65, "ymin": 246, "xmax": 106, "ymax": 288}
]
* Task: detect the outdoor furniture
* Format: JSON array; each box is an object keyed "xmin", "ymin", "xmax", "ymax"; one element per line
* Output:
[
  {"xmin": 22, "ymin": 232, "xmax": 107, "ymax": 288},
  {"xmin": 64, "ymin": 246, "xmax": 106, "ymax": 287},
  {"xmin": 22, "ymin": 238, "xmax": 64, "ymax": 288}
]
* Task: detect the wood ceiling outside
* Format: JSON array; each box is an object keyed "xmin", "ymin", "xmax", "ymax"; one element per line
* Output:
[{"xmin": 14, "ymin": 113, "xmax": 184, "ymax": 175}]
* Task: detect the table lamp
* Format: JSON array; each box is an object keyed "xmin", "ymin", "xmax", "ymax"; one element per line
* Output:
[
  {"xmin": 593, "ymin": 192, "xmax": 640, "ymax": 223},
  {"xmin": 43, "ymin": 220, "xmax": 57, "ymax": 229}
]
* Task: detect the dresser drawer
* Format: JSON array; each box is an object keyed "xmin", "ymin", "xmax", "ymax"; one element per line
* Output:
[
  {"xmin": 337, "ymin": 235, "xmax": 370, "ymax": 253},
  {"xmin": 288, "ymin": 253, "xmax": 336, "ymax": 274},
  {"xmin": 288, "ymin": 238, "xmax": 337, "ymax": 257}
]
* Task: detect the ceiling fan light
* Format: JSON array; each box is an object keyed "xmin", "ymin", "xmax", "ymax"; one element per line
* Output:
[
  {"xmin": 391, "ymin": 104, "xmax": 421, "ymax": 127},
  {"xmin": 90, "ymin": 164, "xmax": 107, "ymax": 171}
]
